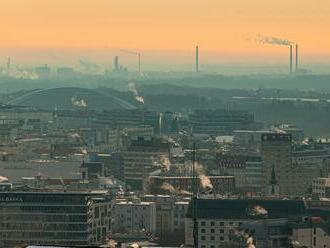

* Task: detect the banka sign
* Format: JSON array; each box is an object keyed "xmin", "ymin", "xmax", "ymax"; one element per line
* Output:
[{"xmin": 0, "ymin": 196, "xmax": 23, "ymax": 202}]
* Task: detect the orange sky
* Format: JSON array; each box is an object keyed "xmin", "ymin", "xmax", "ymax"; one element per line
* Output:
[{"xmin": 0, "ymin": 0, "xmax": 329, "ymax": 64}]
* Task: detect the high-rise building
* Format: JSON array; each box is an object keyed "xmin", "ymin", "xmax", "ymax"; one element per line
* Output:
[
  {"xmin": 261, "ymin": 133, "xmax": 292, "ymax": 196},
  {"xmin": 122, "ymin": 137, "xmax": 171, "ymax": 191}
]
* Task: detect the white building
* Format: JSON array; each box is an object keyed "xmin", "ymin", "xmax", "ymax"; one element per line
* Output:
[
  {"xmin": 291, "ymin": 221, "xmax": 330, "ymax": 248},
  {"xmin": 312, "ymin": 178, "xmax": 330, "ymax": 198},
  {"xmin": 112, "ymin": 198, "xmax": 156, "ymax": 237}
]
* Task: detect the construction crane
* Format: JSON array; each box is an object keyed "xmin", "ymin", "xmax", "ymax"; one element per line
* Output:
[{"xmin": 120, "ymin": 49, "xmax": 141, "ymax": 74}]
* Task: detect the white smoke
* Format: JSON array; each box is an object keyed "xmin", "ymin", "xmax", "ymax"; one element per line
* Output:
[
  {"xmin": 246, "ymin": 236, "xmax": 256, "ymax": 248},
  {"xmin": 71, "ymin": 96, "xmax": 87, "ymax": 108},
  {"xmin": 128, "ymin": 82, "xmax": 144, "ymax": 104},
  {"xmin": 193, "ymin": 162, "xmax": 213, "ymax": 190},
  {"xmin": 160, "ymin": 155, "xmax": 171, "ymax": 172},
  {"xmin": 257, "ymin": 35, "xmax": 294, "ymax": 46},
  {"xmin": 161, "ymin": 182, "xmax": 192, "ymax": 196},
  {"xmin": 161, "ymin": 182, "xmax": 177, "ymax": 194},
  {"xmin": 0, "ymin": 176, "xmax": 9, "ymax": 183},
  {"xmin": 199, "ymin": 174, "xmax": 213, "ymax": 190}
]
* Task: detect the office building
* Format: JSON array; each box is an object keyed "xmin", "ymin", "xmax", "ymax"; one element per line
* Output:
[
  {"xmin": 122, "ymin": 137, "xmax": 171, "ymax": 191},
  {"xmin": 185, "ymin": 198, "xmax": 308, "ymax": 248},
  {"xmin": 0, "ymin": 190, "xmax": 111, "ymax": 247},
  {"xmin": 190, "ymin": 109, "xmax": 257, "ymax": 136},
  {"xmin": 261, "ymin": 133, "xmax": 293, "ymax": 196},
  {"xmin": 149, "ymin": 175, "xmax": 235, "ymax": 195},
  {"xmin": 112, "ymin": 198, "xmax": 156, "ymax": 238}
]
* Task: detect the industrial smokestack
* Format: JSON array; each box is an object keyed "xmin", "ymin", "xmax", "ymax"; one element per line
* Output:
[
  {"xmin": 295, "ymin": 44, "xmax": 299, "ymax": 73},
  {"xmin": 7, "ymin": 57, "xmax": 11, "ymax": 76},
  {"xmin": 113, "ymin": 56, "xmax": 119, "ymax": 71},
  {"xmin": 195, "ymin": 45, "xmax": 199, "ymax": 73},
  {"xmin": 289, "ymin": 45, "xmax": 293, "ymax": 74}
]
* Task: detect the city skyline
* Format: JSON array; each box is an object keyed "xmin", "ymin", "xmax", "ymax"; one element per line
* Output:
[{"xmin": 0, "ymin": 0, "xmax": 329, "ymax": 67}]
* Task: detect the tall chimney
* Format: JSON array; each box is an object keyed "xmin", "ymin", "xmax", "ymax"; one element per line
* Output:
[
  {"xmin": 195, "ymin": 45, "xmax": 199, "ymax": 73},
  {"xmin": 289, "ymin": 45, "xmax": 293, "ymax": 74},
  {"xmin": 295, "ymin": 44, "xmax": 299, "ymax": 73}
]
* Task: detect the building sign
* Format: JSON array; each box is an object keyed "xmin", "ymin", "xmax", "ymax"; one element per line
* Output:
[{"xmin": 0, "ymin": 196, "xmax": 23, "ymax": 202}]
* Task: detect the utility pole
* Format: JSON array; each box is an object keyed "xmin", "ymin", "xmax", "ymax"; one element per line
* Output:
[{"xmin": 192, "ymin": 143, "xmax": 198, "ymax": 248}]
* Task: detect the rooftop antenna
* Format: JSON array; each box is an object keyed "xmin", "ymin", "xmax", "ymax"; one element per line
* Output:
[{"xmin": 192, "ymin": 143, "xmax": 198, "ymax": 248}]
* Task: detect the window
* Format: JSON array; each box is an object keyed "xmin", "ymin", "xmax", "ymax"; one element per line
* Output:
[
  {"xmin": 210, "ymin": 221, "xmax": 215, "ymax": 226},
  {"xmin": 210, "ymin": 236, "xmax": 215, "ymax": 241},
  {"xmin": 210, "ymin": 229, "xmax": 215, "ymax": 233},
  {"xmin": 220, "ymin": 236, "xmax": 224, "ymax": 241},
  {"xmin": 201, "ymin": 236, "xmax": 205, "ymax": 240},
  {"xmin": 220, "ymin": 222, "xmax": 224, "ymax": 226},
  {"xmin": 201, "ymin": 229, "xmax": 205, "ymax": 233},
  {"xmin": 201, "ymin": 221, "xmax": 206, "ymax": 226},
  {"xmin": 220, "ymin": 229, "xmax": 224, "ymax": 234}
]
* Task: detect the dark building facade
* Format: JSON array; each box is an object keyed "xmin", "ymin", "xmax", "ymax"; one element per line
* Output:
[{"xmin": 0, "ymin": 190, "xmax": 111, "ymax": 247}]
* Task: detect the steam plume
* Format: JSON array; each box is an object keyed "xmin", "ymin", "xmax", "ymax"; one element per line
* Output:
[
  {"xmin": 161, "ymin": 182, "xmax": 177, "ymax": 194},
  {"xmin": 128, "ymin": 82, "xmax": 145, "ymax": 104},
  {"xmin": 160, "ymin": 155, "xmax": 171, "ymax": 172},
  {"xmin": 71, "ymin": 96, "xmax": 87, "ymax": 108},
  {"xmin": 193, "ymin": 162, "xmax": 213, "ymax": 190},
  {"xmin": 199, "ymin": 174, "xmax": 213, "ymax": 190},
  {"xmin": 0, "ymin": 176, "xmax": 9, "ymax": 183},
  {"xmin": 257, "ymin": 35, "xmax": 294, "ymax": 46},
  {"xmin": 161, "ymin": 182, "xmax": 192, "ymax": 195}
]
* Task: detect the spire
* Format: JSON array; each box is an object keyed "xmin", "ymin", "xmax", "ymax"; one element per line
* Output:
[
  {"xmin": 270, "ymin": 164, "xmax": 277, "ymax": 185},
  {"xmin": 269, "ymin": 164, "xmax": 279, "ymax": 196}
]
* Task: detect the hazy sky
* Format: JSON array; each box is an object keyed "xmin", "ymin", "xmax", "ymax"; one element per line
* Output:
[{"xmin": 0, "ymin": 0, "xmax": 329, "ymax": 65}]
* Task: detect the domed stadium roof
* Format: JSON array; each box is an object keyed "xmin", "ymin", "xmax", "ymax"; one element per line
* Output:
[{"xmin": 7, "ymin": 87, "xmax": 137, "ymax": 110}]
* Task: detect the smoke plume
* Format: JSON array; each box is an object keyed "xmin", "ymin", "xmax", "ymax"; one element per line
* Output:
[
  {"xmin": 71, "ymin": 96, "xmax": 87, "ymax": 108},
  {"xmin": 160, "ymin": 155, "xmax": 171, "ymax": 172},
  {"xmin": 161, "ymin": 182, "xmax": 177, "ymax": 194},
  {"xmin": 257, "ymin": 35, "xmax": 294, "ymax": 46},
  {"xmin": 78, "ymin": 57, "xmax": 101, "ymax": 74},
  {"xmin": 193, "ymin": 162, "xmax": 213, "ymax": 190},
  {"xmin": 0, "ymin": 176, "xmax": 9, "ymax": 183},
  {"xmin": 199, "ymin": 174, "xmax": 213, "ymax": 190},
  {"xmin": 161, "ymin": 182, "xmax": 192, "ymax": 195},
  {"xmin": 128, "ymin": 82, "xmax": 145, "ymax": 104}
]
